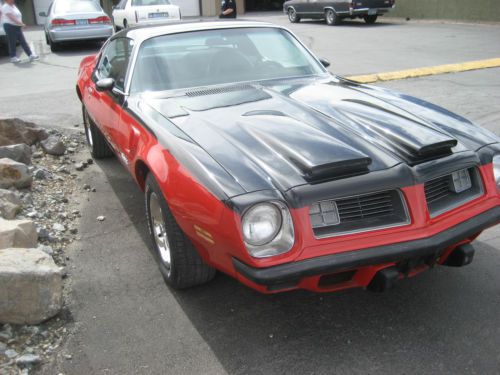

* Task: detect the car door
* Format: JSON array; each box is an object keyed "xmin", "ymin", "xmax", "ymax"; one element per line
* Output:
[
  {"xmin": 88, "ymin": 37, "xmax": 134, "ymax": 151},
  {"xmin": 295, "ymin": 0, "xmax": 311, "ymax": 13}
]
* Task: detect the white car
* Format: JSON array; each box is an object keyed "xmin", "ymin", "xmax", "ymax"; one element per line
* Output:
[{"xmin": 112, "ymin": 0, "xmax": 181, "ymax": 31}]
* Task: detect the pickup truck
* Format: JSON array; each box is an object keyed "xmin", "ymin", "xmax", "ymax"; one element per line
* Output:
[{"xmin": 283, "ymin": 0, "xmax": 395, "ymax": 25}]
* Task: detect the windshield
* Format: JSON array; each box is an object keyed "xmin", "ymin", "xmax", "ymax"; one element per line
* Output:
[
  {"xmin": 130, "ymin": 27, "xmax": 326, "ymax": 93},
  {"xmin": 131, "ymin": 0, "xmax": 171, "ymax": 6},
  {"xmin": 55, "ymin": 0, "xmax": 100, "ymax": 13}
]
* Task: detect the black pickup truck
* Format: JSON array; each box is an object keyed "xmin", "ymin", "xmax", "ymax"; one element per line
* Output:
[{"xmin": 283, "ymin": 0, "xmax": 395, "ymax": 25}]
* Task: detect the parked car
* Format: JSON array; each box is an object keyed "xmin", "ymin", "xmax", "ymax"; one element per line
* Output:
[
  {"xmin": 111, "ymin": 0, "xmax": 181, "ymax": 31},
  {"xmin": 41, "ymin": 0, "xmax": 113, "ymax": 52},
  {"xmin": 76, "ymin": 21, "xmax": 500, "ymax": 294},
  {"xmin": 284, "ymin": 0, "xmax": 395, "ymax": 25}
]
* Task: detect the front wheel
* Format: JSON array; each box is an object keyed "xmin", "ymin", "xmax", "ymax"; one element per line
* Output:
[
  {"xmin": 82, "ymin": 106, "xmax": 113, "ymax": 159},
  {"xmin": 287, "ymin": 8, "xmax": 300, "ymax": 23},
  {"xmin": 325, "ymin": 9, "xmax": 341, "ymax": 26},
  {"xmin": 364, "ymin": 15, "xmax": 378, "ymax": 24},
  {"xmin": 145, "ymin": 174, "xmax": 216, "ymax": 289}
]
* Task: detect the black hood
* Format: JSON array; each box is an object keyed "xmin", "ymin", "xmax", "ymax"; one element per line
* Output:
[{"xmin": 144, "ymin": 77, "xmax": 499, "ymax": 194}]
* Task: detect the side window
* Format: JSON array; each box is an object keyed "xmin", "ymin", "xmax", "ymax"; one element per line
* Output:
[
  {"xmin": 117, "ymin": 0, "xmax": 127, "ymax": 9},
  {"xmin": 96, "ymin": 38, "xmax": 134, "ymax": 91}
]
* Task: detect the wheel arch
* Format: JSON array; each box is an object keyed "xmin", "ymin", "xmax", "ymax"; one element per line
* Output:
[
  {"xmin": 76, "ymin": 85, "xmax": 83, "ymax": 102},
  {"xmin": 323, "ymin": 6, "xmax": 338, "ymax": 14},
  {"xmin": 134, "ymin": 158, "xmax": 151, "ymax": 191}
]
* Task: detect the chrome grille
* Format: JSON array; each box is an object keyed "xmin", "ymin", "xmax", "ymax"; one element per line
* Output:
[
  {"xmin": 310, "ymin": 190, "xmax": 410, "ymax": 238},
  {"xmin": 424, "ymin": 168, "xmax": 483, "ymax": 218}
]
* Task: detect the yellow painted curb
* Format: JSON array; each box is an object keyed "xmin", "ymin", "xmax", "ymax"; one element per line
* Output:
[{"xmin": 347, "ymin": 58, "xmax": 500, "ymax": 84}]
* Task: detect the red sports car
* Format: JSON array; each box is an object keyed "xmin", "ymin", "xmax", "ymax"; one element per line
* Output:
[{"xmin": 77, "ymin": 21, "xmax": 500, "ymax": 293}]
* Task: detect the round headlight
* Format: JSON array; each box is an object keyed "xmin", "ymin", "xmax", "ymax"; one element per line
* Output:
[
  {"xmin": 242, "ymin": 203, "xmax": 282, "ymax": 246},
  {"xmin": 493, "ymin": 155, "xmax": 500, "ymax": 188}
]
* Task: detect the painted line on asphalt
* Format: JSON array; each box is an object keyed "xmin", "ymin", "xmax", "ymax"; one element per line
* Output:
[{"xmin": 346, "ymin": 58, "xmax": 500, "ymax": 83}]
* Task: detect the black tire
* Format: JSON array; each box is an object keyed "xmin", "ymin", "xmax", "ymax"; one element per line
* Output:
[
  {"xmin": 287, "ymin": 8, "xmax": 300, "ymax": 23},
  {"xmin": 325, "ymin": 8, "xmax": 341, "ymax": 26},
  {"xmin": 82, "ymin": 106, "xmax": 114, "ymax": 159},
  {"xmin": 364, "ymin": 15, "xmax": 378, "ymax": 24},
  {"xmin": 145, "ymin": 174, "xmax": 216, "ymax": 289},
  {"xmin": 49, "ymin": 38, "xmax": 61, "ymax": 52},
  {"xmin": 45, "ymin": 33, "xmax": 49, "ymax": 45}
]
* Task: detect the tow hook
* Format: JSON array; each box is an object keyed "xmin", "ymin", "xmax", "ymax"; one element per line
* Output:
[
  {"xmin": 444, "ymin": 243, "xmax": 475, "ymax": 267},
  {"xmin": 367, "ymin": 267, "xmax": 400, "ymax": 293}
]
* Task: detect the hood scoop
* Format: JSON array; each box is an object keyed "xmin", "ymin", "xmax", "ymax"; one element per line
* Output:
[
  {"xmin": 337, "ymin": 99, "xmax": 458, "ymax": 164},
  {"xmin": 244, "ymin": 120, "xmax": 372, "ymax": 183}
]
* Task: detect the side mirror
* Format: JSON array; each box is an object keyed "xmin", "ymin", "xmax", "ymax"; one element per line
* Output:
[
  {"xmin": 96, "ymin": 78, "xmax": 115, "ymax": 92},
  {"xmin": 39, "ymin": 11, "xmax": 47, "ymax": 17},
  {"xmin": 319, "ymin": 58, "xmax": 330, "ymax": 68}
]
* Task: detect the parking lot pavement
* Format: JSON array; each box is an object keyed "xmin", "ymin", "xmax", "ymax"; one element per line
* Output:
[
  {"xmin": 1, "ymin": 16, "xmax": 499, "ymax": 375},
  {"xmin": 1, "ymin": 18, "xmax": 500, "ymax": 130}
]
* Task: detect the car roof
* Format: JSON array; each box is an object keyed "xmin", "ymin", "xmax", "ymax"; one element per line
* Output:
[{"xmin": 112, "ymin": 20, "xmax": 280, "ymax": 42}]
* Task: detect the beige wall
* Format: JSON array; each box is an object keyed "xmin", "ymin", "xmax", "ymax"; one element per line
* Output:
[{"xmin": 389, "ymin": 0, "xmax": 500, "ymax": 22}]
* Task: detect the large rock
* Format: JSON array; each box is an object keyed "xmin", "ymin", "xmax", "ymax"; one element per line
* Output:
[
  {"xmin": 0, "ymin": 144, "xmax": 32, "ymax": 165},
  {"xmin": 0, "ymin": 189, "xmax": 22, "ymax": 219},
  {"xmin": 0, "ymin": 158, "xmax": 32, "ymax": 189},
  {"xmin": 0, "ymin": 218, "xmax": 37, "ymax": 249},
  {"xmin": 40, "ymin": 135, "xmax": 65, "ymax": 156},
  {"xmin": 0, "ymin": 119, "xmax": 48, "ymax": 146},
  {"xmin": 0, "ymin": 248, "xmax": 62, "ymax": 324}
]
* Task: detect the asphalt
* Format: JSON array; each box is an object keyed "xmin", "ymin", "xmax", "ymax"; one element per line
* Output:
[{"xmin": 0, "ymin": 14, "xmax": 499, "ymax": 375}]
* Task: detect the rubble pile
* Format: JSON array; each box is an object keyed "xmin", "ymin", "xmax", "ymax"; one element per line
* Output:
[{"xmin": 0, "ymin": 118, "xmax": 88, "ymax": 374}]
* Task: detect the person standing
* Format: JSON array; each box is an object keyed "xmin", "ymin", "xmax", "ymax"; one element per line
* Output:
[
  {"xmin": 1, "ymin": 0, "xmax": 38, "ymax": 63},
  {"xmin": 219, "ymin": 0, "xmax": 237, "ymax": 19}
]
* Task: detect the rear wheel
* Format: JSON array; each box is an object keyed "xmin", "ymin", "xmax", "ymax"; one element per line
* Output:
[
  {"xmin": 49, "ymin": 37, "xmax": 61, "ymax": 52},
  {"xmin": 364, "ymin": 15, "xmax": 378, "ymax": 24},
  {"xmin": 325, "ymin": 9, "xmax": 341, "ymax": 26},
  {"xmin": 82, "ymin": 106, "xmax": 113, "ymax": 159},
  {"xmin": 287, "ymin": 8, "xmax": 300, "ymax": 23},
  {"xmin": 145, "ymin": 174, "xmax": 216, "ymax": 289}
]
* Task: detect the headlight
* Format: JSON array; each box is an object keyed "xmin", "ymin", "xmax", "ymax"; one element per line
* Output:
[
  {"xmin": 493, "ymin": 155, "xmax": 500, "ymax": 189},
  {"xmin": 242, "ymin": 203, "xmax": 282, "ymax": 246},
  {"xmin": 241, "ymin": 202, "xmax": 295, "ymax": 258}
]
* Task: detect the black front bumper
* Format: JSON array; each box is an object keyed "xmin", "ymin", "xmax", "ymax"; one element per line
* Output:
[{"xmin": 233, "ymin": 206, "xmax": 500, "ymax": 288}]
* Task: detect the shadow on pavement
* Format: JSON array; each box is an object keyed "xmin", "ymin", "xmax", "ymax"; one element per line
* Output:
[{"xmin": 98, "ymin": 157, "xmax": 500, "ymax": 374}]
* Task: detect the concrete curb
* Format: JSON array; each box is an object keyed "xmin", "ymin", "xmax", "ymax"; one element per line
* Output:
[{"xmin": 346, "ymin": 57, "xmax": 500, "ymax": 83}]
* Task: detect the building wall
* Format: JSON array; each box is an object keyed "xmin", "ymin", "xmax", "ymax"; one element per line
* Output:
[
  {"xmin": 389, "ymin": 0, "xmax": 500, "ymax": 22},
  {"xmin": 18, "ymin": 0, "xmax": 36, "ymax": 25}
]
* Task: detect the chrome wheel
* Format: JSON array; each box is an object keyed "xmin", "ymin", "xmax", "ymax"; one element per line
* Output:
[
  {"xmin": 84, "ymin": 114, "xmax": 93, "ymax": 147},
  {"xmin": 149, "ymin": 192, "xmax": 171, "ymax": 271},
  {"xmin": 288, "ymin": 8, "xmax": 297, "ymax": 22},
  {"xmin": 326, "ymin": 9, "xmax": 335, "ymax": 24}
]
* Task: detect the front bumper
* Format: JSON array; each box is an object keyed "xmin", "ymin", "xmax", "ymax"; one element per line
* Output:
[{"xmin": 233, "ymin": 206, "xmax": 500, "ymax": 289}]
